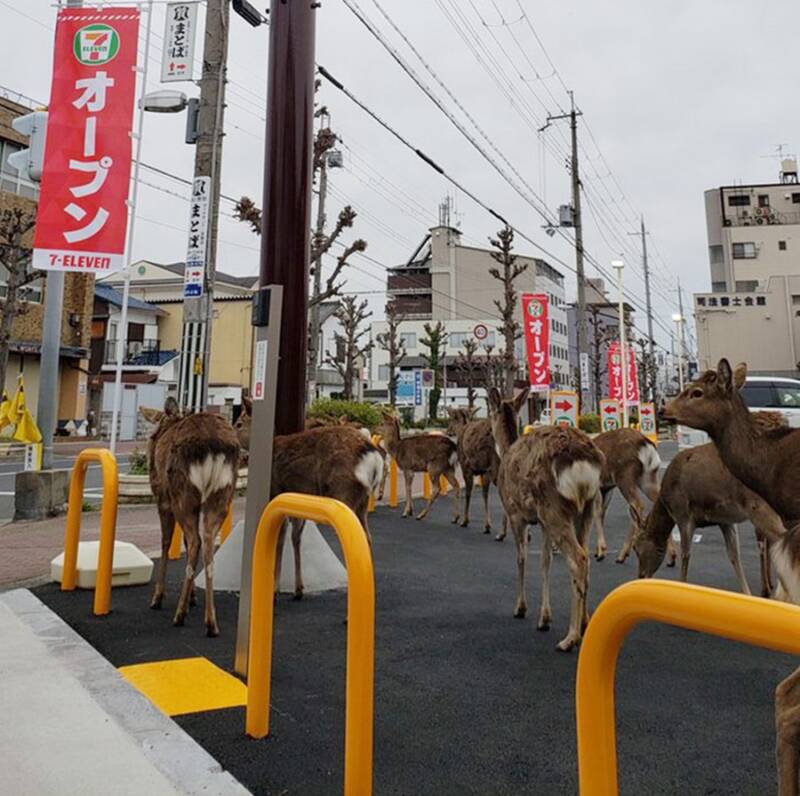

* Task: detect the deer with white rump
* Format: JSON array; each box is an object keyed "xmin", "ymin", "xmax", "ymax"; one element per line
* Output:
[
  {"xmin": 488, "ymin": 386, "xmax": 604, "ymax": 651},
  {"xmin": 666, "ymin": 360, "xmax": 800, "ymax": 794}
]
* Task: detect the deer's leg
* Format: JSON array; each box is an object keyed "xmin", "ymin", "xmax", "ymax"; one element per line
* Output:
[
  {"xmin": 595, "ymin": 489, "xmax": 612, "ymax": 561},
  {"xmin": 758, "ymin": 532, "xmax": 775, "ymax": 598},
  {"xmin": 538, "ymin": 534, "xmax": 552, "ymax": 631},
  {"xmin": 173, "ymin": 513, "xmax": 201, "ymax": 627},
  {"xmin": 616, "ymin": 484, "xmax": 644, "ymax": 564},
  {"xmin": 578, "ymin": 498, "xmax": 598, "ymax": 630},
  {"xmin": 402, "ymin": 470, "xmax": 414, "ymax": 518},
  {"xmin": 678, "ymin": 520, "xmax": 695, "ymax": 582},
  {"xmin": 510, "ymin": 516, "xmax": 528, "ymax": 618},
  {"xmin": 459, "ymin": 468, "xmax": 474, "ymax": 528},
  {"xmin": 495, "ymin": 511, "xmax": 508, "ymax": 542},
  {"xmin": 377, "ymin": 455, "xmax": 388, "ymax": 501},
  {"xmin": 416, "ymin": 468, "xmax": 441, "ymax": 520},
  {"xmin": 445, "ymin": 467, "xmax": 461, "ymax": 524},
  {"xmin": 274, "ymin": 520, "xmax": 288, "ymax": 598},
  {"xmin": 666, "ymin": 535, "xmax": 679, "ymax": 568},
  {"xmin": 480, "ymin": 476, "xmax": 492, "ymax": 534},
  {"xmin": 776, "ymin": 666, "xmax": 800, "ymax": 796},
  {"xmin": 183, "ymin": 532, "xmax": 197, "ymax": 607},
  {"xmin": 150, "ymin": 505, "xmax": 175, "ymax": 610},
  {"xmin": 201, "ymin": 492, "xmax": 229, "ymax": 637},
  {"xmin": 291, "ymin": 518, "xmax": 305, "ymax": 600},
  {"xmin": 720, "ymin": 523, "xmax": 751, "ymax": 595},
  {"xmin": 553, "ymin": 527, "xmax": 589, "ymax": 652}
]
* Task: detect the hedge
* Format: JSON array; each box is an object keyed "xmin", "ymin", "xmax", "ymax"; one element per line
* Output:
[{"xmin": 308, "ymin": 398, "xmax": 383, "ymax": 431}]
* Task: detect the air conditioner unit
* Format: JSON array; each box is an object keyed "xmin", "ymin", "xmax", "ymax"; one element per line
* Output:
[{"xmin": 128, "ymin": 341, "xmax": 144, "ymax": 357}]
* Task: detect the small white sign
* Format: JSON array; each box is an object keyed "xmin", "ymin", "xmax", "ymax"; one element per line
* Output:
[
  {"xmin": 253, "ymin": 339, "xmax": 268, "ymax": 400},
  {"xmin": 183, "ymin": 176, "xmax": 210, "ymax": 298},
  {"xmin": 24, "ymin": 443, "xmax": 41, "ymax": 472},
  {"xmin": 161, "ymin": 3, "xmax": 197, "ymax": 83},
  {"xmin": 580, "ymin": 352, "xmax": 590, "ymax": 389}
]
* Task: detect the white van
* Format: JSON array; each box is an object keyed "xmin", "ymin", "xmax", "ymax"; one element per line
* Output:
[{"xmin": 677, "ymin": 375, "xmax": 800, "ymax": 449}]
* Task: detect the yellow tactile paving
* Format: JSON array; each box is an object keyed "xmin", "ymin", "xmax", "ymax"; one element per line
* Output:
[{"xmin": 118, "ymin": 656, "xmax": 247, "ymax": 717}]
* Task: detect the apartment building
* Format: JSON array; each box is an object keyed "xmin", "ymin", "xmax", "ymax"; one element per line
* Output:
[{"xmin": 696, "ymin": 159, "xmax": 800, "ymax": 375}]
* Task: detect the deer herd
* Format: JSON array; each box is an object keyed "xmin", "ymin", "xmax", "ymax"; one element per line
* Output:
[{"xmin": 140, "ymin": 356, "xmax": 800, "ymax": 793}]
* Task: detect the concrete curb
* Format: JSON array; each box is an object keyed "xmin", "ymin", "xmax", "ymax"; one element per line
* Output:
[{"xmin": 0, "ymin": 589, "xmax": 250, "ymax": 796}]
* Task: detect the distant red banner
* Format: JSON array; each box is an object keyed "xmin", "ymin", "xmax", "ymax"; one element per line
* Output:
[
  {"xmin": 608, "ymin": 341, "xmax": 640, "ymax": 407},
  {"xmin": 32, "ymin": 6, "xmax": 140, "ymax": 273},
  {"xmin": 522, "ymin": 293, "xmax": 550, "ymax": 392}
]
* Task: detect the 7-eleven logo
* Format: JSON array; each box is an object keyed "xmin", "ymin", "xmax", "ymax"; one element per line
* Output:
[{"xmin": 74, "ymin": 24, "xmax": 120, "ymax": 65}]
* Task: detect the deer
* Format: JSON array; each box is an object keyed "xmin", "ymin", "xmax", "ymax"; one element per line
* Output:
[
  {"xmin": 633, "ymin": 440, "xmax": 783, "ymax": 596},
  {"xmin": 665, "ymin": 359, "xmax": 800, "ymax": 795},
  {"xmin": 446, "ymin": 407, "xmax": 500, "ymax": 534},
  {"xmin": 591, "ymin": 427, "xmax": 669, "ymax": 564},
  {"xmin": 380, "ymin": 409, "xmax": 461, "ymax": 522},
  {"xmin": 142, "ymin": 398, "xmax": 240, "ymax": 637},
  {"xmin": 234, "ymin": 397, "xmax": 384, "ymax": 599},
  {"xmin": 488, "ymin": 386, "xmax": 604, "ymax": 652}
]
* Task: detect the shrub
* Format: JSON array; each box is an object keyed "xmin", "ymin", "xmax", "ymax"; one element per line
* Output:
[
  {"xmin": 128, "ymin": 448, "xmax": 149, "ymax": 475},
  {"xmin": 308, "ymin": 398, "xmax": 383, "ymax": 431},
  {"xmin": 578, "ymin": 413, "xmax": 600, "ymax": 433}
]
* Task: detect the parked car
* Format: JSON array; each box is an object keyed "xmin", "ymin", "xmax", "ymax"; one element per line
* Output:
[{"xmin": 677, "ymin": 375, "xmax": 800, "ymax": 449}]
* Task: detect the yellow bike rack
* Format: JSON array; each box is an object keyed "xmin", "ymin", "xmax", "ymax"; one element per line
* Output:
[
  {"xmin": 61, "ymin": 448, "xmax": 119, "ymax": 616},
  {"xmin": 576, "ymin": 579, "xmax": 800, "ymax": 795},
  {"xmin": 246, "ymin": 493, "xmax": 375, "ymax": 796}
]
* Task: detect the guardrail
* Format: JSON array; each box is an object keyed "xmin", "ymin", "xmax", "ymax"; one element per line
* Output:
[
  {"xmin": 245, "ymin": 492, "xmax": 375, "ymax": 796},
  {"xmin": 61, "ymin": 448, "xmax": 119, "ymax": 616},
  {"xmin": 575, "ymin": 579, "xmax": 800, "ymax": 795}
]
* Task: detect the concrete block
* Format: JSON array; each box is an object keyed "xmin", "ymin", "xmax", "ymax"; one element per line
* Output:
[
  {"xmin": 14, "ymin": 468, "xmax": 70, "ymax": 521},
  {"xmin": 51, "ymin": 541, "xmax": 154, "ymax": 588}
]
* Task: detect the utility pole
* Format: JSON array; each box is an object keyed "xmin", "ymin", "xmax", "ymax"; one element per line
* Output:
[
  {"xmin": 178, "ymin": 0, "xmax": 230, "ymax": 411},
  {"xmin": 628, "ymin": 216, "xmax": 656, "ymax": 401},
  {"xmin": 677, "ymin": 278, "xmax": 688, "ymax": 372},
  {"xmin": 541, "ymin": 92, "xmax": 588, "ymax": 404}
]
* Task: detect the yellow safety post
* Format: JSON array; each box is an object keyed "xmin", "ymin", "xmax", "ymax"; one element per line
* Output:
[
  {"xmin": 523, "ymin": 424, "xmax": 535, "ymax": 435},
  {"xmin": 439, "ymin": 475, "xmax": 449, "ymax": 494},
  {"xmin": 61, "ymin": 448, "xmax": 119, "ymax": 616},
  {"xmin": 219, "ymin": 503, "xmax": 234, "ymax": 544},
  {"xmin": 423, "ymin": 472, "xmax": 432, "ymax": 499},
  {"xmin": 368, "ymin": 434, "xmax": 382, "ymax": 512},
  {"xmin": 168, "ymin": 523, "xmax": 183, "ymax": 560},
  {"xmin": 388, "ymin": 458, "xmax": 398, "ymax": 508},
  {"xmin": 246, "ymin": 493, "xmax": 375, "ymax": 796},
  {"xmin": 576, "ymin": 580, "xmax": 800, "ymax": 796}
]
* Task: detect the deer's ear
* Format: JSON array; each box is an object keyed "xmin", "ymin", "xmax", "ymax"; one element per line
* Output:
[
  {"xmin": 139, "ymin": 407, "xmax": 163, "ymax": 424},
  {"xmin": 487, "ymin": 387, "xmax": 502, "ymax": 412},
  {"xmin": 446, "ymin": 407, "xmax": 457, "ymax": 417},
  {"xmin": 164, "ymin": 396, "xmax": 180, "ymax": 417},
  {"xmin": 733, "ymin": 362, "xmax": 748, "ymax": 390},
  {"xmin": 512, "ymin": 386, "xmax": 530, "ymax": 413},
  {"xmin": 717, "ymin": 359, "xmax": 733, "ymax": 394},
  {"xmin": 469, "ymin": 407, "xmax": 480, "ymax": 419},
  {"xmin": 242, "ymin": 396, "xmax": 253, "ymax": 415}
]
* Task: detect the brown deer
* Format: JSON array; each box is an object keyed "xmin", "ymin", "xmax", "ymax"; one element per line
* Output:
[
  {"xmin": 665, "ymin": 359, "xmax": 800, "ymax": 794},
  {"xmin": 592, "ymin": 428, "xmax": 667, "ymax": 563},
  {"xmin": 142, "ymin": 398, "xmax": 240, "ymax": 637},
  {"xmin": 234, "ymin": 397, "xmax": 384, "ymax": 598},
  {"xmin": 488, "ymin": 387, "xmax": 604, "ymax": 652},
  {"xmin": 634, "ymin": 441, "xmax": 783, "ymax": 596},
  {"xmin": 446, "ymin": 407, "xmax": 500, "ymax": 534},
  {"xmin": 380, "ymin": 409, "xmax": 461, "ymax": 522}
]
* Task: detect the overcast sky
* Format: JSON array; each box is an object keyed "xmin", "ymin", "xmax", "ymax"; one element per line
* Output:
[{"xmin": 3, "ymin": 1, "xmax": 799, "ymax": 352}]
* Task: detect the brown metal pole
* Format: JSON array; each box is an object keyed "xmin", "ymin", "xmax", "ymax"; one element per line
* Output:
[{"xmin": 260, "ymin": 0, "xmax": 317, "ymax": 436}]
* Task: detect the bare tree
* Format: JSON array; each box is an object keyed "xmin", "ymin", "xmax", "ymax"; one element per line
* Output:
[
  {"xmin": 420, "ymin": 321, "xmax": 447, "ymax": 421},
  {"xmin": 480, "ymin": 343, "xmax": 506, "ymax": 395},
  {"xmin": 635, "ymin": 336, "xmax": 657, "ymax": 403},
  {"xmin": 455, "ymin": 338, "xmax": 481, "ymax": 409},
  {"xmin": 375, "ymin": 299, "xmax": 407, "ymax": 407},
  {"xmin": 488, "ymin": 226, "xmax": 528, "ymax": 397},
  {"xmin": 325, "ymin": 296, "xmax": 373, "ymax": 401},
  {"xmin": 0, "ymin": 207, "xmax": 39, "ymax": 392}
]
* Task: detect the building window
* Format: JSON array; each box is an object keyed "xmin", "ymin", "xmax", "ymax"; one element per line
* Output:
[
  {"xmin": 448, "ymin": 331, "xmax": 469, "ymax": 349},
  {"xmin": 793, "ymin": 193, "xmax": 800, "ymax": 204},
  {"xmin": 728, "ymin": 194, "xmax": 750, "ymax": 207},
  {"xmin": 779, "ymin": 240, "xmax": 787, "ymax": 251},
  {"xmin": 758, "ymin": 194, "xmax": 770, "ymax": 208},
  {"xmin": 709, "ymin": 245, "xmax": 724, "ymax": 264},
  {"xmin": 400, "ymin": 332, "xmax": 416, "ymax": 349},
  {"xmin": 378, "ymin": 365, "xmax": 390, "ymax": 382},
  {"xmin": 732, "ymin": 242, "xmax": 757, "ymax": 259}
]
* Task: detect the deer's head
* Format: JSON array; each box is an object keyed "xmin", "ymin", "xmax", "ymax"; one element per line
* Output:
[
  {"xmin": 487, "ymin": 387, "xmax": 529, "ymax": 456},
  {"xmin": 140, "ymin": 397, "xmax": 182, "ymax": 442},
  {"xmin": 380, "ymin": 407, "xmax": 400, "ymax": 437},
  {"xmin": 664, "ymin": 359, "xmax": 747, "ymax": 434},
  {"xmin": 446, "ymin": 406, "xmax": 478, "ymax": 436},
  {"xmin": 233, "ymin": 396, "xmax": 252, "ymax": 451},
  {"xmin": 631, "ymin": 504, "xmax": 666, "ymax": 578}
]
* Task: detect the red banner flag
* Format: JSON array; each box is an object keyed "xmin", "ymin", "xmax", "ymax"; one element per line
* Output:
[
  {"xmin": 32, "ymin": 7, "xmax": 140, "ymax": 274},
  {"xmin": 521, "ymin": 293, "xmax": 550, "ymax": 392},
  {"xmin": 608, "ymin": 341, "xmax": 641, "ymax": 407}
]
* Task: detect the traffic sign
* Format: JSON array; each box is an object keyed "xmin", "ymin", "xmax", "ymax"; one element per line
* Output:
[
  {"xmin": 550, "ymin": 390, "xmax": 578, "ymax": 428},
  {"xmin": 639, "ymin": 401, "xmax": 657, "ymax": 443},
  {"xmin": 599, "ymin": 399, "xmax": 621, "ymax": 432},
  {"xmin": 473, "ymin": 323, "xmax": 488, "ymax": 341}
]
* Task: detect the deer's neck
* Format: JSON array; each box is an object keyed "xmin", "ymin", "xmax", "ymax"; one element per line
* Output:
[
  {"xmin": 711, "ymin": 399, "xmax": 771, "ymax": 495},
  {"xmin": 383, "ymin": 424, "xmax": 401, "ymax": 455}
]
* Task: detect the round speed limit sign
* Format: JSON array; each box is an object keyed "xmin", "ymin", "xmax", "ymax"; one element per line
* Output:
[{"xmin": 473, "ymin": 324, "xmax": 488, "ymax": 340}]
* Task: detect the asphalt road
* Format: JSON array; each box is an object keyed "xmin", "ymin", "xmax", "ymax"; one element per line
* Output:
[
  {"xmin": 0, "ymin": 452, "xmax": 131, "ymax": 520},
  {"xmin": 34, "ymin": 440, "xmax": 795, "ymax": 795}
]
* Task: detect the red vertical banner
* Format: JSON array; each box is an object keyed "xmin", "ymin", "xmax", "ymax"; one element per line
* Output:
[
  {"xmin": 608, "ymin": 342, "xmax": 640, "ymax": 406},
  {"xmin": 32, "ymin": 7, "xmax": 140, "ymax": 274},
  {"xmin": 522, "ymin": 293, "xmax": 550, "ymax": 392}
]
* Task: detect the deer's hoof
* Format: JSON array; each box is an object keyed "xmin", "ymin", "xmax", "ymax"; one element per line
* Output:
[
  {"xmin": 556, "ymin": 638, "xmax": 579, "ymax": 653},
  {"xmin": 495, "ymin": 534, "xmax": 506, "ymax": 543},
  {"xmin": 149, "ymin": 595, "xmax": 163, "ymax": 610},
  {"xmin": 484, "ymin": 524, "xmax": 492, "ymax": 534},
  {"xmin": 666, "ymin": 558, "xmax": 676, "ymax": 568},
  {"xmin": 513, "ymin": 605, "xmax": 527, "ymax": 619},
  {"xmin": 459, "ymin": 519, "xmax": 469, "ymax": 528},
  {"xmin": 451, "ymin": 516, "xmax": 459, "ymax": 525},
  {"xmin": 189, "ymin": 593, "xmax": 197, "ymax": 608},
  {"xmin": 415, "ymin": 513, "xmax": 426, "ymax": 521},
  {"xmin": 172, "ymin": 613, "xmax": 186, "ymax": 627},
  {"xmin": 293, "ymin": 591, "xmax": 304, "ymax": 602},
  {"xmin": 537, "ymin": 619, "xmax": 551, "ymax": 632},
  {"xmin": 615, "ymin": 555, "xmax": 627, "ymax": 564},
  {"xmin": 206, "ymin": 623, "xmax": 220, "ymax": 638},
  {"xmin": 595, "ymin": 552, "xmax": 606, "ymax": 562}
]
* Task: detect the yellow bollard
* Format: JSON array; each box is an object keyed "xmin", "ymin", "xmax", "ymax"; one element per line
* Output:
[
  {"xmin": 439, "ymin": 474, "xmax": 449, "ymax": 495},
  {"xmin": 523, "ymin": 424, "xmax": 535, "ymax": 435},
  {"xmin": 246, "ymin": 493, "xmax": 375, "ymax": 795},
  {"xmin": 423, "ymin": 472, "xmax": 432, "ymax": 499},
  {"xmin": 576, "ymin": 580, "xmax": 800, "ymax": 795},
  {"xmin": 219, "ymin": 503, "xmax": 234, "ymax": 544},
  {"xmin": 168, "ymin": 523, "xmax": 183, "ymax": 560},
  {"xmin": 368, "ymin": 434, "xmax": 383, "ymax": 513},
  {"xmin": 61, "ymin": 448, "xmax": 119, "ymax": 616},
  {"xmin": 389, "ymin": 458, "xmax": 398, "ymax": 508}
]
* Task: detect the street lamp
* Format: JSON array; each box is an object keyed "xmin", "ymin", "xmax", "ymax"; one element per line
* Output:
[
  {"xmin": 612, "ymin": 259, "xmax": 628, "ymax": 427},
  {"xmin": 139, "ymin": 89, "xmax": 189, "ymax": 113},
  {"xmin": 672, "ymin": 312, "xmax": 685, "ymax": 391}
]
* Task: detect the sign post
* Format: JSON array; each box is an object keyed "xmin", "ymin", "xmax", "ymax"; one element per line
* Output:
[
  {"xmin": 639, "ymin": 401, "xmax": 658, "ymax": 444},
  {"xmin": 551, "ymin": 390, "xmax": 579, "ymax": 429},
  {"xmin": 599, "ymin": 399, "xmax": 621, "ymax": 432}
]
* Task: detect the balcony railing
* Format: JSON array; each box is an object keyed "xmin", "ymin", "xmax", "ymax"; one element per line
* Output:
[
  {"xmin": 726, "ymin": 210, "xmax": 800, "ymax": 227},
  {"xmin": 104, "ymin": 339, "xmax": 161, "ymax": 366}
]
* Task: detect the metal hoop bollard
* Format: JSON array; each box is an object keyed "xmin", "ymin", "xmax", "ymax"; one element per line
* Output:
[
  {"xmin": 246, "ymin": 493, "xmax": 375, "ymax": 796},
  {"xmin": 576, "ymin": 579, "xmax": 800, "ymax": 795},
  {"xmin": 61, "ymin": 448, "xmax": 119, "ymax": 616}
]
